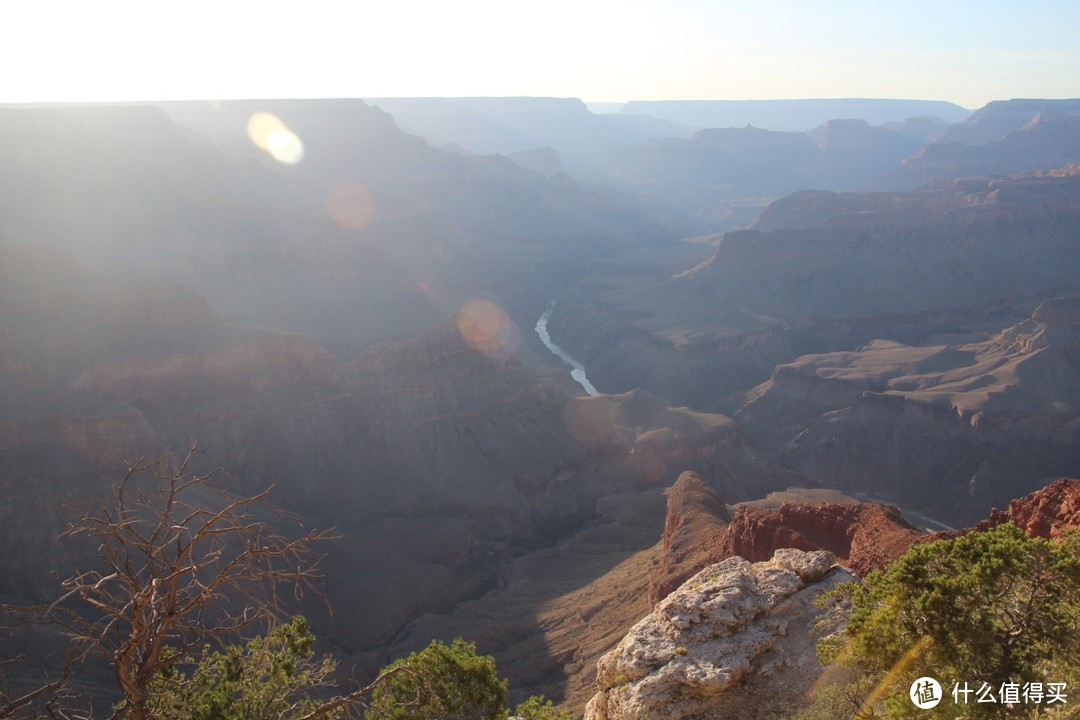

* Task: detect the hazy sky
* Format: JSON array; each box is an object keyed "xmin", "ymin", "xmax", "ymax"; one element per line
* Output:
[{"xmin": 4, "ymin": 0, "xmax": 1078, "ymax": 108}]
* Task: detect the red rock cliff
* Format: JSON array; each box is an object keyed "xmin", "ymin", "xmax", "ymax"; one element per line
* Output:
[
  {"xmin": 938, "ymin": 477, "xmax": 1080, "ymax": 541},
  {"xmin": 716, "ymin": 502, "xmax": 924, "ymax": 576},
  {"xmin": 652, "ymin": 474, "xmax": 1080, "ymax": 604},
  {"xmin": 649, "ymin": 476, "xmax": 924, "ymax": 603}
]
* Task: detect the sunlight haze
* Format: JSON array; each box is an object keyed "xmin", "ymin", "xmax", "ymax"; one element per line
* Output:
[{"xmin": 4, "ymin": 0, "xmax": 1078, "ymax": 107}]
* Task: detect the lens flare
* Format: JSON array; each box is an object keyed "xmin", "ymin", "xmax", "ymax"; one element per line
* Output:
[
  {"xmin": 631, "ymin": 447, "xmax": 668, "ymax": 485},
  {"xmin": 456, "ymin": 300, "xmax": 520, "ymax": 356},
  {"xmin": 327, "ymin": 182, "xmax": 376, "ymax": 230},
  {"xmin": 246, "ymin": 112, "xmax": 304, "ymax": 165},
  {"xmin": 414, "ymin": 279, "xmax": 437, "ymax": 301},
  {"xmin": 563, "ymin": 396, "xmax": 616, "ymax": 445}
]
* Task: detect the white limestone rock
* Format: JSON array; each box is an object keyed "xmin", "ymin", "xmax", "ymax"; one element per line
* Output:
[{"xmin": 585, "ymin": 549, "xmax": 846, "ymax": 720}]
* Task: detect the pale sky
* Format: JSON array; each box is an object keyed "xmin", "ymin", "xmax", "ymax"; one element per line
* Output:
[{"xmin": 3, "ymin": 0, "xmax": 1078, "ymax": 108}]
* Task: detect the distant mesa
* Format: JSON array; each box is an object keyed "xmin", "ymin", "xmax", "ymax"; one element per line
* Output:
[
  {"xmin": 881, "ymin": 115, "xmax": 950, "ymax": 142},
  {"xmin": 507, "ymin": 146, "xmax": 563, "ymax": 176},
  {"xmin": 619, "ymin": 98, "xmax": 971, "ymax": 133},
  {"xmin": 882, "ymin": 107, "xmax": 1080, "ymax": 189},
  {"xmin": 363, "ymin": 96, "xmax": 692, "ymax": 176},
  {"xmin": 932, "ymin": 97, "xmax": 1080, "ymax": 145},
  {"xmin": 601, "ymin": 116, "xmax": 926, "ymax": 233}
]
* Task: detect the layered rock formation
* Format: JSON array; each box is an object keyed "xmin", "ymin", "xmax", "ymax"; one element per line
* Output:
[
  {"xmin": 941, "ymin": 477, "xmax": 1080, "ymax": 541},
  {"xmin": 736, "ymin": 294, "xmax": 1080, "ymax": 524},
  {"xmin": 584, "ymin": 549, "xmax": 851, "ymax": 720},
  {"xmin": 547, "ymin": 167, "xmax": 1080, "ymax": 413},
  {"xmin": 650, "ymin": 472, "xmax": 734, "ymax": 604},
  {"xmin": 5, "ymin": 95, "xmax": 1080, "ymax": 713},
  {"xmin": 650, "ymin": 473, "xmax": 923, "ymax": 603},
  {"xmin": 711, "ymin": 503, "xmax": 921, "ymax": 579}
]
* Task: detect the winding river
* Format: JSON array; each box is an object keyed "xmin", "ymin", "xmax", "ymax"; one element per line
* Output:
[
  {"xmin": 534, "ymin": 304, "xmax": 959, "ymax": 531},
  {"xmin": 535, "ymin": 302, "xmax": 599, "ymax": 396}
]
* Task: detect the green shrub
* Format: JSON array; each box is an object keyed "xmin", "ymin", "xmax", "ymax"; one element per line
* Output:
[
  {"xmin": 366, "ymin": 639, "xmax": 508, "ymax": 720},
  {"xmin": 820, "ymin": 524, "xmax": 1080, "ymax": 719}
]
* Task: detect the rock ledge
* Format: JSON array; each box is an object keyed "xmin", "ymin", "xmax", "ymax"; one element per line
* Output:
[{"xmin": 585, "ymin": 549, "xmax": 849, "ymax": 720}]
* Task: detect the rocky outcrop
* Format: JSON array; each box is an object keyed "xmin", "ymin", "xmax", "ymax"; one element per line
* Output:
[
  {"xmin": 649, "ymin": 474, "xmax": 924, "ymax": 603},
  {"xmin": 941, "ymin": 477, "xmax": 1080, "ymax": 541},
  {"xmin": 585, "ymin": 549, "xmax": 851, "ymax": 720},
  {"xmin": 716, "ymin": 503, "xmax": 923, "ymax": 577},
  {"xmin": 650, "ymin": 472, "xmax": 733, "ymax": 604},
  {"xmin": 995, "ymin": 477, "xmax": 1080, "ymax": 537}
]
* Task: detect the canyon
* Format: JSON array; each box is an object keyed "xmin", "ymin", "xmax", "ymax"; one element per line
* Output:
[{"xmin": 1, "ymin": 95, "xmax": 1079, "ymax": 712}]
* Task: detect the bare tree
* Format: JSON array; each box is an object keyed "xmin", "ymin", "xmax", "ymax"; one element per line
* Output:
[
  {"xmin": 0, "ymin": 652, "xmax": 81, "ymax": 720},
  {"xmin": 30, "ymin": 443, "xmax": 336, "ymax": 720}
]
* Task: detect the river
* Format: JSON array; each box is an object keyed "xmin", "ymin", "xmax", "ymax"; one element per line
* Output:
[{"xmin": 535, "ymin": 302, "xmax": 599, "ymax": 396}]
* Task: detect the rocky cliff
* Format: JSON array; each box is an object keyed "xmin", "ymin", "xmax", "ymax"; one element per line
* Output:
[
  {"xmin": 735, "ymin": 294, "xmax": 1080, "ymax": 524},
  {"xmin": 582, "ymin": 474, "xmax": 1080, "ymax": 720},
  {"xmin": 939, "ymin": 477, "xmax": 1080, "ymax": 542},
  {"xmin": 585, "ymin": 549, "xmax": 850, "ymax": 720},
  {"xmin": 714, "ymin": 503, "xmax": 922, "ymax": 577},
  {"xmin": 650, "ymin": 473, "xmax": 923, "ymax": 603},
  {"xmin": 650, "ymin": 472, "xmax": 734, "ymax": 604}
]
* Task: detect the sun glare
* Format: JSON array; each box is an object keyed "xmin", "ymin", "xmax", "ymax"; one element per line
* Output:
[{"xmin": 246, "ymin": 112, "xmax": 304, "ymax": 165}]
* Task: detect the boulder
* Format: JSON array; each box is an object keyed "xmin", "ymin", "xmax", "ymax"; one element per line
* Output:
[{"xmin": 585, "ymin": 549, "xmax": 852, "ymax": 720}]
